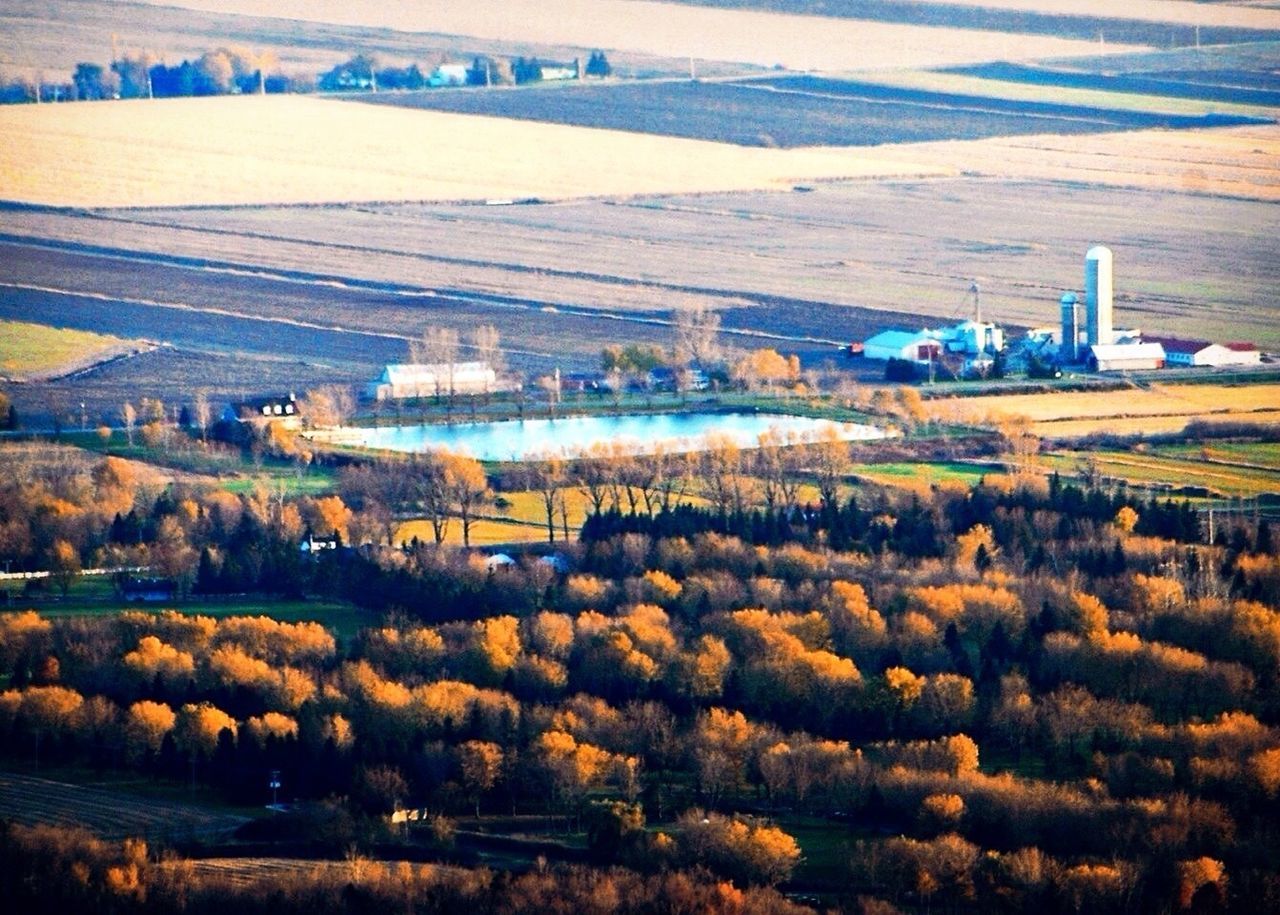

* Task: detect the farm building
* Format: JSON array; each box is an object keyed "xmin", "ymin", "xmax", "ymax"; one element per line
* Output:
[
  {"xmin": 863, "ymin": 330, "xmax": 941, "ymax": 363},
  {"xmin": 367, "ymin": 362, "xmax": 498, "ymax": 400},
  {"xmin": 429, "ymin": 64, "xmax": 469, "ymax": 87},
  {"xmin": 1087, "ymin": 342, "xmax": 1166, "ymax": 372},
  {"xmin": 1144, "ymin": 337, "xmax": 1261, "ymax": 367},
  {"xmin": 224, "ymin": 394, "xmax": 301, "ymax": 429}
]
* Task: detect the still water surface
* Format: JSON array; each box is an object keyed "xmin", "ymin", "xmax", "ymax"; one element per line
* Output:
[{"xmin": 326, "ymin": 411, "xmax": 887, "ymax": 461}]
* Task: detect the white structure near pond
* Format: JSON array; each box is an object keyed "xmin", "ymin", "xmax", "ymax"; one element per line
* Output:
[{"xmin": 367, "ymin": 362, "xmax": 498, "ymax": 400}]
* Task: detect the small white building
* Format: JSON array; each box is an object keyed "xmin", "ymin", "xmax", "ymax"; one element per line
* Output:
[
  {"xmin": 863, "ymin": 330, "xmax": 941, "ymax": 364},
  {"xmin": 1145, "ymin": 337, "xmax": 1261, "ymax": 368},
  {"xmin": 1087, "ymin": 342, "xmax": 1166, "ymax": 372},
  {"xmin": 429, "ymin": 64, "xmax": 469, "ymax": 87},
  {"xmin": 367, "ymin": 362, "xmax": 498, "ymax": 400}
]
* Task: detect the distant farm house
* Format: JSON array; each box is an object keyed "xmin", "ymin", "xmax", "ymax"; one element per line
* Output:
[
  {"xmin": 225, "ymin": 393, "xmax": 301, "ymax": 428},
  {"xmin": 367, "ymin": 362, "xmax": 498, "ymax": 400},
  {"xmin": 540, "ymin": 64, "xmax": 578, "ymax": 82},
  {"xmin": 1143, "ymin": 337, "xmax": 1261, "ymax": 368},
  {"xmin": 429, "ymin": 64, "xmax": 469, "ymax": 87}
]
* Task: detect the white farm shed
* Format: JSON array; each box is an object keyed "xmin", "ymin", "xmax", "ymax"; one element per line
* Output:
[
  {"xmin": 863, "ymin": 330, "xmax": 941, "ymax": 363},
  {"xmin": 367, "ymin": 362, "xmax": 497, "ymax": 400},
  {"xmin": 1147, "ymin": 338, "xmax": 1260, "ymax": 368},
  {"xmin": 1087, "ymin": 342, "xmax": 1166, "ymax": 372}
]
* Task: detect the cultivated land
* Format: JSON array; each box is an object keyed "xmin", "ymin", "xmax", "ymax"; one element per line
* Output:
[
  {"xmin": 129, "ymin": 0, "xmax": 1142, "ymax": 71},
  {"xmin": 0, "ymin": 95, "xmax": 946, "ymax": 208},
  {"xmin": 928, "ymin": 382, "xmax": 1280, "ymax": 438},
  {"xmin": 0, "ymin": 772, "xmax": 248, "ymax": 842},
  {"xmin": 0, "ymin": 320, "xmax": 143, "ymax": 382},
  {"xmin": 357, "ymin": 77, "xmax": 1263, "ymax": 148}
]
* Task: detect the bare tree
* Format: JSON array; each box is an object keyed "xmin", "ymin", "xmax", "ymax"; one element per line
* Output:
[
  {"xmin": 121, "ymin": 402, "xmax": 137, "ymax": 447},
  {"xmin": 470, "ymin": 324, "xmax": 503, "ymax": 401},
  {"xmin": 424, "ymin": 327, "xmax": 460, "ymax": 398},
  {"xmin": 302, "ymin": 385, "xmax": 355, "ymax": 429},
  {"xmin": 193, "ymin": 390, "xmax": 211, "ymax": 443},
  {"xmin": 673, "ymin": 301, "xmax": 722, "ymax": 369}
]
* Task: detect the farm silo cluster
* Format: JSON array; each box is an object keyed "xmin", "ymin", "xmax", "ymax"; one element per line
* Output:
[{"xmin": 857, "ymin": 246, "xmax": 1260, "ymax": 378}]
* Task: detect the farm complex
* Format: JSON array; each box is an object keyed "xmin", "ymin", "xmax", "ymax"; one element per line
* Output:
[{"xmin": 1, "ymin": 0, "xmax": 1279, "ymax": 912}]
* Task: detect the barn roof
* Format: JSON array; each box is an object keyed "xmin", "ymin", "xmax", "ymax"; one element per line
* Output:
[
  {"xmin": 1089, "ymin": 342, "xmax": 1166, "ymax": 360},
  {"xmin": 1142, "ymin": 336, "xmax": 1211, "ymax": 355}
]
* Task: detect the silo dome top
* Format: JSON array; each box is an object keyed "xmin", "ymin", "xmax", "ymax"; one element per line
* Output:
[
  {"xmin": 1060, "ymin": 292, "xmax": 1078, "ymax": 305},
  {"xmin": 1085, "ymin": 245, "xmax": 1113, "ymax": 261}
]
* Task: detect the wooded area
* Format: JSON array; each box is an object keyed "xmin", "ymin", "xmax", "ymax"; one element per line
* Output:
[{"xmin": 0, "ymin": 427, "xmax": 1277, "ymax": 912}]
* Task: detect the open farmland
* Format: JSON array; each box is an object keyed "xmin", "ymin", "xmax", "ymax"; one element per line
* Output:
[
  {"xmin": 1040, "ymin": 446, "xmax": 1280, "ymax": 498},
  {"xmin": 0, "ymin": 772, "xmax": 248, "ymax": 842},
  {"xmin": 0, "ymin": 320, "xmax": 144, "ymax": 382},
  {"xmin": 928, "ymin": 382, "xmax": 1280, "ymax": 438},
  {"xmin": 0, "ymin": 95, "xmax": 948, "ymax": 208},
  {"xmin": 870, "ymin": 122, "xmax": 1280, "ymax": 202},
  {"xmin": 948, "ymin": 56, "xmax": 1280, "ymax": 109},
  {"xmin": 356, "ymin": 77, "xmax": 1264, "ymax": 148},
  {"xmin": 7, "ymin": 168, "xmax": 1274, "ymax": 343},
  {"xmin": 655, "ymin": 0, "xmax": 1280, "ymax": 44},
  {"xmin": 129, "ymin": 0, "xmax": 1142, "ymax": 71}
]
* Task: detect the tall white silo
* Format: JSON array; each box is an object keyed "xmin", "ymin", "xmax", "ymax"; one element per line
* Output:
[
  {"xmin": 1060, "ymin": 292, "xmax": 1080, "ymax": 362},
  {"xmin": 1085, "ymin": 246, "xmax": 1113, "ymax": 347}
]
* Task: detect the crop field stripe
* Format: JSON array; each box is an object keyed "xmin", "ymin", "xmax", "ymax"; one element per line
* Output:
[{"xmin": 0, "ymin": 236, "xmax": 855, "ymax": 351}]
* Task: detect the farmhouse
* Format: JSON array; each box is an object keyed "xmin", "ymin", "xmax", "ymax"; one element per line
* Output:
[
  {"xmin": 367, "ymin": 362, "xmax": 498, "ymax": 400},
  {"xmin": 224, "ymin": 394, "xmax": 301, "ymax": 429},
  {"xmin": 1144, "ymin": 337, "xmax": 1262, "ymax": 368},
  {"xmin": 1087, "ymin": 342, "xmax": 1166, "ymax": 372}
]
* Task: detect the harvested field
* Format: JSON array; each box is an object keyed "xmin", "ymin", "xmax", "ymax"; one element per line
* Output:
[
  {"xmin": 0, "ymin": 772, "xmax": 248, "ymax": 842},
  {"xmin": 0, "ymin": 319, "xmax": 144, "ymax": 382},
  {"xmin": 130, "ymin": 0, "xmax": 1138, "ymax": 71},
  {"xmin": 356, "ymin": 77, "xmax": 1262, "ymax": 149},
  {"xmin": 0, "ymin": 94, "xmax": 942, "ymax": 208},
  {"xmin": 1040, "ymin": 447, "xmax": 1280, "ymax": 497},
  {"xmin": 655, "ymin": 0, "xmax": 1280, "ymax": 43},
  {"xmin": 928, "ymin": 382, "xmax": 1280, "ymax": 438},
  {"xmin": 10, "ymin": 169, "xmax": 1272, "ymax": 344},
  {"xmin": 869, "ymin": 123, "xmax": 1280, "ymax": 202},
  {"xmin": 825, "ymin": 70, "xmax": 1279, "ymax": 118},
  {"xmin": 947, "ymin": 59, "xmax": 1280, "ymax": 109},
  {"xmin": 1032, "ymin": 410, "xmax": 1280, "ymax": 439}
]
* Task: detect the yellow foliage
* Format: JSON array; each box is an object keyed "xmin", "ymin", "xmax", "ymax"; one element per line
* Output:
[
  {"xmin": 125, "ymin": 700, "xmax": 176, "ymax": 758},
  {"xmin": 244, "ymin": 711, "xmax": 299, "ymax": 745},
  {"xmin": 885, "ymin": 667, "xmax": 925, "ymax": 704},
  {"xmin": 175, "ymin": 702, "xmax": 237, "ymax": 755}
]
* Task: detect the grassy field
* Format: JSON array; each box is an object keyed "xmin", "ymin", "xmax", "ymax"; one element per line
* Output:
[
  {"xmin": 128, "ymin": 0, "xmax": 1134, "ymax": 71},
  {"xmin": 851, "ymin": 460, "xmax": 1004, "ymax": 490},
  {"xmin": 0, "ymin": 94, "xmax": 949, "ymax": 208},
  {"xmin": 31, "ymin": 599, "xmax": 371, "ymax": 641},
  {"xmin": 0, "ymin": 319, "xmax": 142, "ymax": 382}
]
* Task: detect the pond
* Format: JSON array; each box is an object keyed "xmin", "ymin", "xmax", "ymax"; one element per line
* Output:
[{"xmin": 318, "ymin": 411, "xmax": 888, "ymax": 462}]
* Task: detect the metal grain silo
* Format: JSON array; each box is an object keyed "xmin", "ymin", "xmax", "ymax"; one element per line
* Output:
[
  {"xmin": 1060, "ymin": 292, "xmax": 1080, "ymax": 363},
  {"xmin": 1085, "ymin": 246, "xmax": 1113, "ymax": 347}
]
